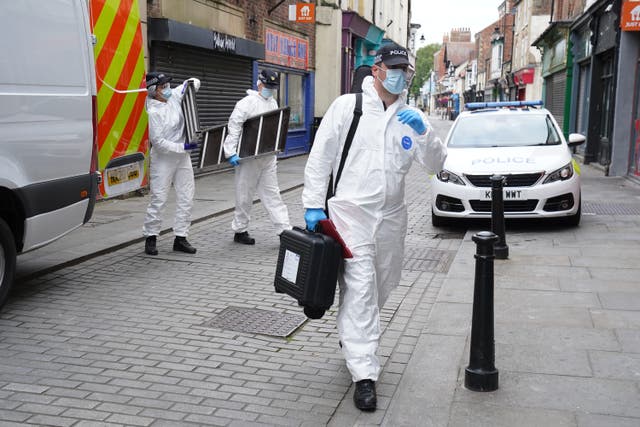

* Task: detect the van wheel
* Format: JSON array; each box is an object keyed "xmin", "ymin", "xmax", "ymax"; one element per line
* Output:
[
  {"xmin": 431, "ymin": 210, "xmax": 447, "ymax": 227},
  {"xmin": 0, "ymin": 218, "xmax": 17, "ymax": 309}
]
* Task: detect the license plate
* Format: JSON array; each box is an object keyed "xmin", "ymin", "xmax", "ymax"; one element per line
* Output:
[
  {"xmin": 481, "ymin": 189, "xmax": 527, "ymax": 200},
  {"xmin": 106, "ymin": 164, "xmax": 141, "ymax": 186}
]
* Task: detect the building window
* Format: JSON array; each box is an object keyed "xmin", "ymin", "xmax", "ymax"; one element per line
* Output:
[{"xmin": 599, "ymin": 56, "xmax": 614, "ymax": 141}]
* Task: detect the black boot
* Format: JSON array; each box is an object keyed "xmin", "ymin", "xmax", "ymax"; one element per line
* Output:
[
  {"xmin": 173, "ymin": 236, "xmax": 197, "ymax": 254},
  {"xmin": 353, "ymin": 379, "xmax": 376, "ymax": 412},
  {"xmin": 145, "ymin": 236, "xmax": 158, "ymax": 256},
  {"xmin": 233, "ymin": 231, "xmax": 255, "ymax": 245}
]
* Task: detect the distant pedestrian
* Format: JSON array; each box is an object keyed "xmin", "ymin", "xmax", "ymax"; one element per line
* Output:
[
  {"xmin": 302, "ymin": 43, "xmax": 447, "ymax": 412},
  {"xmin": 142, "ymin": 71, "xmax": 200, "ymax": 255},
  {"xmin": 223, "ymin": 69, "xmax": 292, "ymax": 245}
]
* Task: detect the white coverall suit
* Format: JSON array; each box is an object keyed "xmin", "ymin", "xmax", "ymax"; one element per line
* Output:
[
  {"xmin": 223, "ymin": 89, "xmax": 291, "ymax": 235},
  {"xmin": 302, "ymin": 76, "xmax": 447, "ymax": 382},
  {"xmin": 142, "ymin": 79, "xmax": 200, "ymax": 238}
]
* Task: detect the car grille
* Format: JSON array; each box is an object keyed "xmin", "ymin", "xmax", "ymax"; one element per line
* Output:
[
  {"xmin": 470, "ymin": 200, "xmax": 539, "ymax": 212},
  {"xmin": 465, "ymin": 173, "xmax": 543, "ymax": 187}
]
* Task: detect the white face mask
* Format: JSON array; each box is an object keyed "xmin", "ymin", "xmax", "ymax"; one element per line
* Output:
[
  {"xmin": 260, "ymin": 87, "xmax": 273, "ymax": 98},
  {"xmin": 377, "ymin": 68, "xmax": 407, "ymax": 94},
  {"xmin": 161, "ymin": 87, "xmax": 172, "ymax": 99}
]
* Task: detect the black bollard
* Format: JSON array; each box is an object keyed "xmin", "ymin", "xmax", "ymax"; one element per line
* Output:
[
  {"xmin": 465, "ymin": 231, "xmax": 499, "ymax": 392},
  {"xmin": 490, "ymin": 175, "xmax": 509, "ymax": 259}
]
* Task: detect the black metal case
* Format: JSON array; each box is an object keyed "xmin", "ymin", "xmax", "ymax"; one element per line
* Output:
[{"xmin": 274, "ymin": 227, "xmax": 342, "ymax": 318}]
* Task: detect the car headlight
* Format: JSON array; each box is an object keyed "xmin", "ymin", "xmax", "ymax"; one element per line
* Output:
[
  {"xmin": 543, "ymin": 162, "xmax": 574, "ymax": 184},
  {"xmin": 436, "ymin": 169, "xmax": 466, "ymax": 185}
]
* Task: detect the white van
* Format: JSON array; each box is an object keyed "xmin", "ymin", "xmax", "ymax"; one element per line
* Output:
[{"xmin": 0, "ymin": 0, "xmax": 100, "ymax": 307}]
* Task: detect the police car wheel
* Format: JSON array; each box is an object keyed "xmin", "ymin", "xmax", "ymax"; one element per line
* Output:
[
  {"xmin": 431, "ymin": 210, "xmax": 447, "ymax": 227},
  {"xmin": 563, "ymin": 200, "xmax": 581, "ymax": 227},
  {"xmin": 0, "ymin": 218, "xmax": 17, "ymax": 309}
]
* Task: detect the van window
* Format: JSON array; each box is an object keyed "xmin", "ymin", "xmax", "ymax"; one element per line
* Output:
[{"xmin": 0, "ymin": 0, "xmax": 89, "ymax": 92}]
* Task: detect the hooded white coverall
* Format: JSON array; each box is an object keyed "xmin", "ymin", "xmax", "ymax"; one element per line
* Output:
[
  {"xmin": 223, "ymin": 89, "xmax": 291, "ymax": 235},
  {"xmin": 302, "ymin": 76, "xmax": 447, "ymax": 382},
  {"xmin": 142, "ymin": 78, "xmax": 200, "ymax": 238}
]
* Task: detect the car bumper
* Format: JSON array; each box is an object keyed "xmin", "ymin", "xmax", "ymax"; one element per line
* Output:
[{"xmin": 431, "ymin": 176, "xmax": 581, "ymax": 219}]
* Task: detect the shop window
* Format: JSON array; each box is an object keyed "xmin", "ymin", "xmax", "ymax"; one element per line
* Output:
[
  {"xmin": 599, "ymin": 56, "xmax": 614, "ymax": 141},
  {"xmin": 272, "ymin": 72, "xmax": 306, "ymax": 130}
]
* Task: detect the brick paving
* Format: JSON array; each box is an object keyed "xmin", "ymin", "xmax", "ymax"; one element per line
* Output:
[{"xmin": 0, "ymin": 118, "xmax": 462, "ymax": 426}]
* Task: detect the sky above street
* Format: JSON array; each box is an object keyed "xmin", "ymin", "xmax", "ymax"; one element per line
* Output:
[{"xmin": 411, "ymin": 0, "xmax": 505, "ymax": 46}]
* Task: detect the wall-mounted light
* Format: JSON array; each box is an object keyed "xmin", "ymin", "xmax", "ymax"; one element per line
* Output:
[{"xmin": 420, "ymin": 34, "xmax": 425, "ymax": 42}]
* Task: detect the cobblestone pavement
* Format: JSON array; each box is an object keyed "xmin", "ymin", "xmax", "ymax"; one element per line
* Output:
[{"xmin": 0, "ymin": 120, "xmax": 460, "ymax": 426}]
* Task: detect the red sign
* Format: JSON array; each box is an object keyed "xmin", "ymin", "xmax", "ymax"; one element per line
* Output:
[
  {"xmin": 621, "ymin": 0, "xmax": 640, "ymax": 31},
  {"xmin": 514, "ymin": 67, "xmax": 535, "ymax": 86},
  {"xmin": 295, "ymin": 3, "xmax": 314, "ymax": 23},
  {"xmin": 265, "ymin": 28, "xmax": 309, "ymax": 70}
]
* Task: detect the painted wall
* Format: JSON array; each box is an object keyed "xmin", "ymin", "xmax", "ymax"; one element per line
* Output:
[
  {"xmin": 610, "ymin": 31, "xmax": 639, "ymax": 176},
  {"xmin": 314, "ymin": 6, "xmax": 342, "ymax": 117},
  {"xmin": 158, "ymin": 0, "xmax": 245, "ymax": 37}
]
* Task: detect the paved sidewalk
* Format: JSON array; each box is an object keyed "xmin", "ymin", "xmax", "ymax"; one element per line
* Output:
[
  {"xmin": 15, "ymin": 156, "xmax": 308, "ymax": 282},
  {"xmin": 4, "ymin": 115, "xmax": 640, "ymax": 426}
]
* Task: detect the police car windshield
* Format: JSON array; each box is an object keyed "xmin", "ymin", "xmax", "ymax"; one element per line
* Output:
[{"xmin": 448, "ymin": 114, "xmax": 562, "ymax": 148}]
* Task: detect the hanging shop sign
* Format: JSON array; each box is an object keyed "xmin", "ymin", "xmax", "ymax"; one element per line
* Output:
[
  {"xmin": 514, "ymin": 67, "xmax": 535, "ymax": 85},
  {"xmin": 621, "ymin": 0, "xmax": 640, "ymax": 31},
  {"xmin": 265, "ymin": 28, "xmax": 308, "ymax": 70},
  {"xmin": 288, "ymin": 3, "xmax": 315, "ymax": 23}
]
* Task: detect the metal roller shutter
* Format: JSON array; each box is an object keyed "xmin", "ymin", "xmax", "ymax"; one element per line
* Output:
[
  {"xmin": 544, "ymin": 71, "xmax": 567, "ymax": 131},
  {"xmin": 151, "ymin": 42, "xmax": 253, "ymax": 171}
]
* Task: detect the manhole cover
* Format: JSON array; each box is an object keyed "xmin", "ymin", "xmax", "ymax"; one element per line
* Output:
[
  {"xmin": 205, "ymin": 307, "xmax": 307, "ymax": 337},
  {"xmin": 403, "ymin": 248, "xmax": 456, "ymax": 273},
  {"xmin": 583, "ymin": 202, "xmax": 640, "ymax": 215}
]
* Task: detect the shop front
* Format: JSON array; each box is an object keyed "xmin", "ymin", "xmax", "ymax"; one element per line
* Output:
[
  {"xmin": 512, "ymin": 67, "xmax": 535, "ymax": 101},
  {"xmin": 148, "ymin": 18, "xmax": 264, "ymax": 173},
  {"xmin": 533, "ymin": 22, "xmax": 572, "ymax": 135},
  {"xmin": 612, "ymin": 0, "xmax": 640, "ymax": 179},
  {"xmin": 263, "ymin": 27, "xmax": 314, "ymax": 157},
  {"xmin": 567, "ymin": 1, "xmax": 620, "ymax": 169},
  {"xmin": 341, "ymin": 11, "xmax": 384, "ymax": 95},
  {"xmin": 569, "ymin": 19, "xmax": 594, "ymax": 156}
]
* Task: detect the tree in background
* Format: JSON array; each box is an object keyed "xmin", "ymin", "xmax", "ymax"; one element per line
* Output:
[{"xmin": 409, "ymin": 43, "xmax": 441, "ymax": 105}]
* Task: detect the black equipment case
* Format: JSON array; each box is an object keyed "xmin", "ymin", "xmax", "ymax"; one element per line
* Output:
[{"xmin": 274, "ymin": 227, "xmax": 342, "ymax": 319}]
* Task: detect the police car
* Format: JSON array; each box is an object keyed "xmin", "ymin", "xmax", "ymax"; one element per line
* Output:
[{"xmin": 431, "ymin": 100, "xmax": 586, "ymax": 226}]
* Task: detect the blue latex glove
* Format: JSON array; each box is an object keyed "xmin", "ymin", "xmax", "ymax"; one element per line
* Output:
[
  {"xmin": 304, "ymin": 208, "xmax": 327, "ymax": 231},
  {"xmin": 228, "ymin": 154, "xmax": 240, "ymax": 167},
  {"xmin": 397, "ymin": 109, "xmax": 427, "ymax": 135},
  {"xmin": 184, "ymin": 142, "xmax": 198, "ymax": 150}
]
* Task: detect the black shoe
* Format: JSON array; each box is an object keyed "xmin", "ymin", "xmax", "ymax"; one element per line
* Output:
[
  {"xmin": 353, "ymin": 379, "xmax": 376, "ymax": 412},
  {"xmin": 234, "ymin": 232, "xmax": 255, "ymax": 245},
  {"xmin": 145, "ymin": 236, "xmax": 158, "ymax": 256},
  {"xmin": 173, "ymin": 236, "xmax": 197, "ymax": 254}
]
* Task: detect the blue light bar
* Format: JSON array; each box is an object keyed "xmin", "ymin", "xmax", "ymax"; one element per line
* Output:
[{"xmin": 465, "ymin": 100, "xmax": 544, "ymax": 110}]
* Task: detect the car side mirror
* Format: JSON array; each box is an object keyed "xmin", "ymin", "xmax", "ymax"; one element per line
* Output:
[{"xmin": 568, "ymin": 133, "xmax": 586, "ymax": 147}]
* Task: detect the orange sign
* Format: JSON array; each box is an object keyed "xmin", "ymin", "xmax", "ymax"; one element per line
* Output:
[
  {"xmin": 294, "ymin": 3, "xmax": 315, "ymax": 23},
  {"xmin": 621, "ymin": 0, "xmax": 640, "ymax": 31}
]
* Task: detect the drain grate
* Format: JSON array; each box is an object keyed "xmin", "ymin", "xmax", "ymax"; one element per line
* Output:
[
  {"xmin": 583, "ymin": 202, "xmax": 640, "ymax": 215},
  {"xmin": 205, "ymin": 307, "xmax": 307, "ymax": 337},
  {"xmin": 403, "ymin": 248, "xmax": 456, "ymax": 273}
]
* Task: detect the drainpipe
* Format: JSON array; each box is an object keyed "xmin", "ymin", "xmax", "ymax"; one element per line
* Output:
[{"xmin": 550, "ymin": 0, "xmax": 555, "ymax": 24}]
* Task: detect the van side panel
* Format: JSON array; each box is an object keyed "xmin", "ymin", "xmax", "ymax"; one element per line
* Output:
[
  {"xmin": 0, "ymin": 0, "xmax": 97, "ymax": 255},
  {"xmin": 0, "ymin": 0, "xmax": 94, "ymax": 185},
  {"xmin": 22, "ymin": 201, "xmax": 90, "ymax": 252}
]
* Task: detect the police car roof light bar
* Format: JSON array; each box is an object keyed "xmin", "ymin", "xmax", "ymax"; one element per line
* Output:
[{"xmin": 465, "ymin": 100, "xmax": 544, "ymax": 110}]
